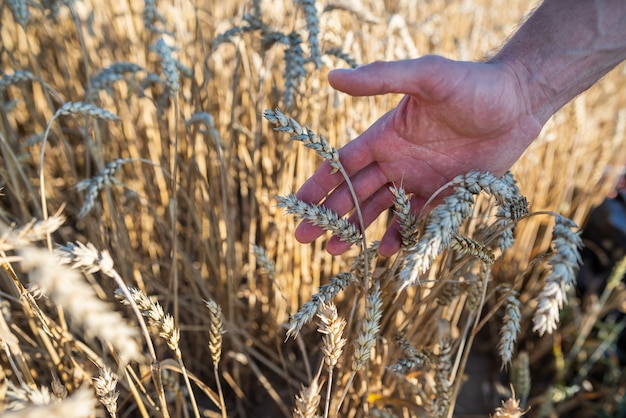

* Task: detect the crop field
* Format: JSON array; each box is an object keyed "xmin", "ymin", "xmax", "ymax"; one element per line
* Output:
[{"xmin": 1, "ymin": 0, "xmax": 626, "ymax": 417}]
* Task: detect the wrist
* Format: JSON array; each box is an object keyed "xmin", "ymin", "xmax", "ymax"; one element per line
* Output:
[
  {"xmin": 488, "ymin": 0, "xmax": 626, "ymax": 127},
  {"xmin": 488, "ymin": 57, "xmax": 557, "ymax": 127}
]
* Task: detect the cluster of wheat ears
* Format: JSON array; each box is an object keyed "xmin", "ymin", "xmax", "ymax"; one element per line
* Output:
[{"xmin": 1, "ymin": 0, "xmax": 626, "ymax": 417}]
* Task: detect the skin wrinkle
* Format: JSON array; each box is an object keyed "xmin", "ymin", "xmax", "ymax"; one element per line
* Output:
[{"xmin": 393, "ymin": 99, "xmax": 484, "ymax": 177}]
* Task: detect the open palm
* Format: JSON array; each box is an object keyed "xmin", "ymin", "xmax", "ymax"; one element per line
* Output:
[{"xmin": 295, "ymin": 56, "xmax": 545, "ymax": 256}]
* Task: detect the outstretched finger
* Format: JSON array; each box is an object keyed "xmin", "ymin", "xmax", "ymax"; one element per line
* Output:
[{"xmin": 329, "ymin": 56, "xmax": 451, "ymax": 99}]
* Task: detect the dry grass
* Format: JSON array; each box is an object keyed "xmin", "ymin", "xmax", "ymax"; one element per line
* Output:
[{"xmin": 1, "ymin": 0, "xmax": 626, "ymax": 417}]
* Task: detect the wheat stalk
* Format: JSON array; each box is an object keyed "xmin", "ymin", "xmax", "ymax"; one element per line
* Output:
[
  {"xmin": 39, "ymin": 103, "xmax": 120, "ymax": 248},
  {"xmin": 118, "ymin": 288, "xmax": 200, "ymax": 418},
  {"xmin": 317, "ymin": 302, "xmax": 346, "ymax": 418}
]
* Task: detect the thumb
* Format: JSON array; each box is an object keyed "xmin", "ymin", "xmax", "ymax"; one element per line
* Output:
[{"xmin": 328, "ymin": 56, "xmax": 449, "ymax": 98}]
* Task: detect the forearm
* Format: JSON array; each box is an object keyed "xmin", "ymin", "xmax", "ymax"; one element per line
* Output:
[{"xmin": 490, "ymin": 0, "xmax": 626, "ymax": 124}]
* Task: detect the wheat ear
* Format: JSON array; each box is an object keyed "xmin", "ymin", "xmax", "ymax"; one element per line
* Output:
[
  {"xmin": 20, "ymin": 247, "xmax": 142, "ymax": 366},
  {"xmin": 399, "ymin": 186, "xmax": 475, "ymax": 288},
  {"xmin": 55, "ymin": 241, "xmax": 161, "ymax": 365},
  {"xmin": 498, "ymin": 290, "xmax": 522, "ymax": 367},
  {"xmin": 491, "ymin": 389, "xmax": 529, "ymax": 418},
  {"xmin": 93, "ymin": 365, "xmax": 119, "ymax": 418},
  {"xmin": 293, "ymin": 379, "xmax": 321, "ymax": 418},
  {"xmin": 142, "ymin": 0, "xmax": 167, "ymax": 33},
  {"xmin": 298, "ymin": 0, "xmax": 322, "ymax": 68},
  {"xmin": 431, "ymin": 340, "xmax": 453, "ymax": 418},
  {"xmin": 118, "ymin": 288, "xmax": 200, "ymax": 418},
  {"xmin": 7, "ymin": 0, "xmax": 29, "ymax": 29},
  {"xmin": 89, "ymin": 62, "xmax": 145, "ymax": 99},
  {"xmin": 51, "ymin": 378, "xmax": 68, "ymax": 400},
  {"xmin": 75, "ymin": 158, "xmax": 131, "ymax": 217},
  {"xmin": 152, "ymin": 38, "xmax": 180, "ymax": 94},
  {"xmin": 324, "ymin": 48, "xmax": 359, "ymax": 68},
  {"xmin": 3, "ymin": 386, "xmax": 95, "ymax": 418},
  {"xmin": 0, "ymin": 215, "xmax": 65, "ymax": 251},
  {"xmin": 276, "ymin": 194, "xmax": 362, "ymax": 245},
  {"xmin": 532, "ymin": 215, "xmax": 582, "ymax": 335},
  {"xmin": 283, "ymin": 32, "xmax": 306, "ymax": 110},
  {"xmin": 0, "ymin": 71, "xmax": 36, "ymax": 93},
  {"xmin": 335, "ymin": 281, "xmax": 383, "ymax": 414},
  {"xmin": 205, "ymin": 298, "xmax": 227, "ymax": 418},
  {"xmin": 390, "ymin": 185, "xmax": 420, "ymax": 249},
  {"xmin": 317, "ymin": 302, "xmax": 347, "ymax": 418},
  {"xmin": 510, "ymin": 352, "xmax": 531, "ymax": 407},
  {"xmin": 56, "ymin": 242, "xmax": 169, "ymax": 415},
  {"xmin": 286, "ymin": 272, "xmax": 356, "ymax": 339}
]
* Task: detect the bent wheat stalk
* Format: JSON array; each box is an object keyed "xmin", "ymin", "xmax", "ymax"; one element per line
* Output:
[
  {"xmin": 39, "ymin": 102, "xmax": 120, "ymax": 249},
  {"xmin": 264, "ymin": 108, "xmax": 371, "ymax": 286}
]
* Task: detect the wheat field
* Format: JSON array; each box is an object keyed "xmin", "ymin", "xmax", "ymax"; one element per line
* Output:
[{"xmin": 1, "ymin": 0, "xmax": 626, "ymax": 417}]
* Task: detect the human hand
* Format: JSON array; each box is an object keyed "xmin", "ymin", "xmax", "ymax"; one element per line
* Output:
[{"xmin": 295, "ymin": 56, "xmax": 545, "ymax": 256}]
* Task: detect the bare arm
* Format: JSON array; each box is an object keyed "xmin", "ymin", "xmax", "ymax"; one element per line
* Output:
[{"xmin": 491, "ymin": 0, "xmax": 626, "ymax": 124}]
